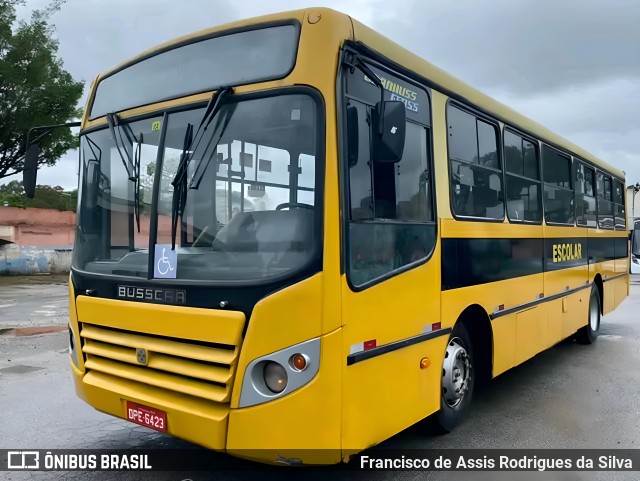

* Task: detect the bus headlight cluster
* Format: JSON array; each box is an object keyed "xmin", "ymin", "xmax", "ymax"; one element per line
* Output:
[{"xmin": 238, "ymin": 338, "xmax": 320, "ymax": 408}]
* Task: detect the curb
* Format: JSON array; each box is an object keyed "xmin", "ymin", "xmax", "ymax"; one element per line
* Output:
[{"xmin": 0, "ymin": 326, "xmax": 67, "ymax": 337}]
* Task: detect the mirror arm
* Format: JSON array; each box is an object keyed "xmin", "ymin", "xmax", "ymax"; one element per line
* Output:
[{"xmin": 25, "ymin": 121, "xmax": 81, "ymax": 152}]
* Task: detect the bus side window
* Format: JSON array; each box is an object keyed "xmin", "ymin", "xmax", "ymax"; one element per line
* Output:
[
  {"xmin": 504, "ymin": 129, "xmax": 542, "ymax": 223},
  {"xmin": 596, "ymin": 171, "xmax": 614, "ymax": 229},
  {"xmin": 574, "ymin": 161, "xmax": 597, "ymax": 227},
  {"xmin": 542, "ymin": 145, "xmax": 574, "ymax": 225},
  {"xmin": 447, "ymin": 105, "xmax": 503, "ymax": 220},
  {"xmin": 613, "ymin": 180, "xmax": 625, "ymax": 230},
  {"xmin": 346, "ymin": 100, "xmax": 435, "ymax": 287}
]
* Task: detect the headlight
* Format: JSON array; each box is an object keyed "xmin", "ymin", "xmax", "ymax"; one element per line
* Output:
[
  {"xmin": 264, "ymin": 361, "xmax": 288, "ymax": 393},
  {"xmin": 239, "ymin": 338, "xmax": 320, "ymax": 408}
]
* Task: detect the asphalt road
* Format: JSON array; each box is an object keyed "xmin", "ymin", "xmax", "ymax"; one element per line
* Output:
[
  {"xmin": 1, "ymin": 276, "xmax": 640, "ymax": 481},
  {"xmin": 0, "ymin": 274, "xmax": 69, "ymax": 328}
]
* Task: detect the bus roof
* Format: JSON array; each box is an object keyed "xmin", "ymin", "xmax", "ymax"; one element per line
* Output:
[{"xmin": 94, "ymin": 7, "xmax": 624, "ymax": 180}]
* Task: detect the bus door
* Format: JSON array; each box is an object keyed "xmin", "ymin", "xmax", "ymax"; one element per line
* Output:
[{"xmin": 339, "ymin": 59, "xmax": 442, "ymax": 450}]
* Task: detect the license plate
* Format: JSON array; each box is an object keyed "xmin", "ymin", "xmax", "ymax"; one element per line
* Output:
[{"xmin": 125, "ymin": 401, "xmax": 167, "ymax": 432}]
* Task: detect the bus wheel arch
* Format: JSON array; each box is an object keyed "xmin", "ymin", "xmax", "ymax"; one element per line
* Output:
[
  {"xmin": 435, "ymin": 304, "xmax": 493, "ymax": 432},
  {"xmin": 458, "ymin": 304, "xmax": 493, "ymax": 387}
]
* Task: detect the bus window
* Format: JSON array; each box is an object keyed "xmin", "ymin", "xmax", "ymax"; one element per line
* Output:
[
  {"xmin": 574, "ymin": 161, "xmax": 597, "ymax": 227},
  {"xmin": 596, "ymin": 172, "xmax": 614, "ymax": 229},
  {"xmin": 504, "ymin": 129, "xmax": 541, "ymax": 222},
  {"xmin": 347, "ymin": 100, "xmax": 435, "ymax": 287},
  {"xmin": 542, "ymin": 145, "xmax": 574, "ymax": 225},
  {"xmin": 614, "ymin": 180, "xmax": 626, "ymax": 230},
  {"xmin": 447, "ymin": 105, "xmax": 503, "ymax": 220}
]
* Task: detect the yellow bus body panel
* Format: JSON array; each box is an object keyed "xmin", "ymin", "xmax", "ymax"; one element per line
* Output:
[{"xmin": 230, "ymin": 275, "xmax": 324, "ymax": 408}]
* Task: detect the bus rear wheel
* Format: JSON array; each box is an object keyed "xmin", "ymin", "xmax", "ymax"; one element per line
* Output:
[
  {"xmin": 436, "ymin": 322, "xmax": 475, "ymax": 432},
  {"xmin": 576, "ymin": 286, "xmax": 600, "ymax": 344}
]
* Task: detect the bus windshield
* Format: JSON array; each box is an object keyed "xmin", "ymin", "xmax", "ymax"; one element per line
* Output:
[{"xmin": 73, "ymin": 92, "xmax": 321, "ymax": 282}]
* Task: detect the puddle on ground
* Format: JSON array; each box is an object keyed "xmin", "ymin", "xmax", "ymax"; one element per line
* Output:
[{"xmin": 0, "ymin": 364, "xmax": 45, "ymax": 375}]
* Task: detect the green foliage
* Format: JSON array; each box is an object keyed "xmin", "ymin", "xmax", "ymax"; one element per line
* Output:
[
  {"xmin": 0, "ymin": 179, "xmax": 77, "ymax": 210},
  {"xmin": 0, "ymin": 0, "xmax": 83, "ymax": 179}
]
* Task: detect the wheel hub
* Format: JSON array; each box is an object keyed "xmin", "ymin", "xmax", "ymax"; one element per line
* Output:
[{"xmin": 442, "ymin": 338, "xmax": 471, "ymax": 407}]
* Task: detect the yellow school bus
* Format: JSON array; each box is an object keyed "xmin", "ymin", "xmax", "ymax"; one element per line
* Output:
[{"xmin": 26, "ymin": 7, "xmax": 628, "ymax": 465}]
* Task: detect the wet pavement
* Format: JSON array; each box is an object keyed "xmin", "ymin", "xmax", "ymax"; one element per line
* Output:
[
  {"xmin": 1, "ymin": 275, "xmax": 640, "ymax": 481},
  {"xmin": 0, "ymin": 274, "xmax": 69, "ymax": 329}
]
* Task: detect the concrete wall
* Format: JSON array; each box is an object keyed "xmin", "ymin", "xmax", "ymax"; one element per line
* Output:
[
  {"xmin": 0, "ymin": 207, "xmax": 75, "ymax": 246},
  {"xmin": 0, "ymin": 244, "xmax": 72, "ymax": 274},
  {"xmin": 0, "ymin": 207, "xmax": 75, "ymax": 275}
]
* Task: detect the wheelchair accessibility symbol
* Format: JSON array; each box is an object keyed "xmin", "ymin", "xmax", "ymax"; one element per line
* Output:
[
  {"xmin": 157, "ymin": 248, "xmax": 174, "ymax": 275},
  {"xmin": 154, "ymin": 244, "xmax": 177, "ymax": 279}
]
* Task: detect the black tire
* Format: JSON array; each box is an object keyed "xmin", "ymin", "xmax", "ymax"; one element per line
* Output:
[
  {"xmin": 435, "ymin": 321, "xmax": 475, "ymax": 432},
  {"xmin": 576, "ymin": 286, "xmax": 600, "ymax": 344}
]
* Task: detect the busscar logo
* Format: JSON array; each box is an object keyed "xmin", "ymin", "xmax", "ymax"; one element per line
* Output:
[
  {"xmin": 117, "ymin": 286, "xmax": 186, "ymax": 305},
  {"xmin": 8, "ymin": 451, "xmax": 39, "ymax": 470}
]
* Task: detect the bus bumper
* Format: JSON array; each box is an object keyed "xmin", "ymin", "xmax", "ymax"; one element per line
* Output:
[{"xmin": 71, "ymin": 360, "xmax": 229, "ymax": 450}]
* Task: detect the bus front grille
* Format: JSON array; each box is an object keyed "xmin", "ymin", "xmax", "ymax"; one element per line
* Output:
[{"xmin": 80, "ymin": 323, "xmax": 239, "ymax": 403}]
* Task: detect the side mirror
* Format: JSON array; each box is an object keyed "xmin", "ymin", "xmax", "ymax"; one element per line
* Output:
[
  {"xmin": 23, "ymin": 143, "xmax": 40, "ymax": 198},
  {"xmin": 372, "ymin": 100, "xmax": 406, "ymax": 163},
  {"xmin": 346, "ymin": 106, "xmax": 359, "ymax": 167}
]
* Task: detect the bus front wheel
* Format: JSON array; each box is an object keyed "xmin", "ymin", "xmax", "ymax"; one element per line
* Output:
[
  {"xmin": 436, "ymin": 322, "xmax": 475, "ymax": 432},
  {"xmin": 576, "ymin": 286, "xmax": 600, "ymax": 345}
]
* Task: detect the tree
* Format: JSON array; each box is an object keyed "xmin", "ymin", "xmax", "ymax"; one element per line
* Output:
[
  {"xmin": 0, "ymin": 0, "xmax": 83, "ymax": 179},
  {"xmin": 0, "ymin": 179, "xmax": 77, "ymax": 210}
]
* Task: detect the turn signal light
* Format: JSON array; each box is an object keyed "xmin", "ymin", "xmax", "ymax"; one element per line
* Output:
[{"xmin": 290, "ymin": 353, "xmax": 308, "ymax": 371}]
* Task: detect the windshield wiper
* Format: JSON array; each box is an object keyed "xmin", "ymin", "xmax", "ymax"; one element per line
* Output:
[
  {"xmin": 170, "ymin": 86, "xmax": 233, "ymax": 250},
  {"xmin": 106, "ymin": 113, "xmax": 142, "ymax": 235},
  {"xmin": 133, "ymin": 133, "xmax": 142, "ymax": 233},
  {"xmin": 189, "ymin": 105, "xmax": 236, "ymax": 190},
  {"xmin": 171, "ymin": 124, "xmax": 193, "ymax": 250},
  {"xmin": 106, "ymin": 113, "xmax": 134, "ymax": 178}
]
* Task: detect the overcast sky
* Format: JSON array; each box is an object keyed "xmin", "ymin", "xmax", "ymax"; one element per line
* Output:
[{"xmin": 7, "ymin": 0, "xmax": 639, "ymax": 190}]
